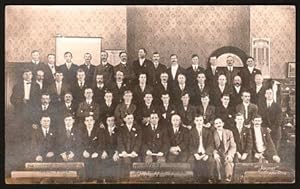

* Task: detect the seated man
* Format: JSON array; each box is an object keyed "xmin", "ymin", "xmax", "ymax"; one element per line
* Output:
[
  {"xmin": 166, "ymin": 114, "xmax": 189, "ymax": 162},
  {"xmin": 98, "ymin": 90, "xmax": 117, "ymax": 125},
  {"xmin": 136, "ymin": 92, "xmax": 158, "ymax": 126},
  {"xmin": 197, "ymin": 93, "xmax": 215, "ymax": 130},
  {"xmin": 157, "ymin": 92, "xmax": 176, "ymax": 125},
  {"xmin": 176, "ymin": 92, "xmax": 197, "ymax": 130},
  {"xmin": 101, "ymin": 115, "xmax": 120, "ymax": 181},
  {"xmin": 188, "ymin": 114, "xmax": 215, "ymax": 183},
  {"xmin": 79, "ymin": 115, "xmax": 105, "ymax": 180},
  {"xmin": 212, "ymin": 118, "xmax": 236, "ymax": 183},
  {"xmin": 215, "ymin": 93, "xmax": 235, "ymax": 129},
  {"xmin": 56, "ymin": 113, "xmax": 80, "ymax": 162},
  {"xmin": 231, "ymin": 113, "xmax": 253, "ymax": 163},
  {"xmin": 132, "ymin": 72, "xmax": 153, "ymax": 105},
  {"xmin": 31, "ymin": 115, "xmax": 56, "ymax": 162},
  {"xmin": 57, "ymin": 92, "xmax": 77, "ymax": 125},
  {"xmin": 117, "ymin": 113, "xmax": 142, "ymax": 179},
  {"xmin": 142, "ymin": 112, "xmax": 169, "ymax": 163},
  {"xmin": 251, "ymin": 115, "xmax": 280, "ymax": 163}
]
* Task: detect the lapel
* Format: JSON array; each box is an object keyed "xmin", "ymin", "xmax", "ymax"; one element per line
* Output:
[
  {"xmin": 222, "ymin": 130, "xmax": 228, "ymax": 151},
  {"xmin": 193, "ymin": 127, "xmax": 200, "ymax": 145},
  {"xmin": 214, "ymin": 130, "xmax": 221, "ymax": 148}
]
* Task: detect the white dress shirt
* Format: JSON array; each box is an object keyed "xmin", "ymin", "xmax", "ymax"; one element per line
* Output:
[
  {"xmin": 102, "ymin": 61, "xmax": 108, "ymax": 66},
  {"xmin": 243, "ymin": 102, "xmax": 250, "ymax": 119},
  {"xmin": 211, "ymin": 65, "xmax": 217, "ymax": 75},
  {"xmin": 256, "ymin": 84, "xmax": 263, "ymax": 93},
  {"xmin": 234, "ymin": 85, "xmax": 241, "ymax": 93},
  {"xmin": 139, "ymin": 58, "xmax": 145, "ymax": 66},
  {"xmin": 171, "ymin": 64, "xmax": 178, "ymax": 80},
  {"xmin": 217, "ymin": 130, "xmax": 223, "ymax": 141},
  {"xmin": 24, "ymin": 80, "xmax": 31, "ymax": 100},
  {"xmin": 196, "ymin": 126, "xmax": 205, "ymax": 154},
  {"xmin": 253, "ymin": 126, "xmax": 266, "ymax": 153},
  {"xmin": 248, "ymin": 66, "xmax": 254, "ymax": 74},
  {"xmin": 219, "ymin": 85, "xmax": 225, "ymax": 93},
  {"xmin": 36, "ymin": 80, "xmax": 43, "ymax": 90},
  {"xmin": 42, "ymin": 127, "xmax": 48, "ymax": 137},
  {"xmin": 48, "ymin": 63, "xmax": 56, "ymax": 75},
  {"xmin": 87, "ymin": 127, "xmax": 93, "ymax": 137},
  {"xmin": 266, "ymin": 100, "xmax": 273, "ymax": 108},
  {"xmin": 66, "ymin": 62, "xmax": 72, "ymax": 69},
  {"xmin": 126, "ymin": 124, "xmax": 133, "ymax": 132},
  {"xmin": 56, "ymin": 81, "xmax": 62, "ymax": 95}
]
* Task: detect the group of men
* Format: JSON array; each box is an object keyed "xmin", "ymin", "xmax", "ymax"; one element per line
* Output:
[{"xmin": 10, "ymin": 48, "xmax": 283, "ymax": 183}]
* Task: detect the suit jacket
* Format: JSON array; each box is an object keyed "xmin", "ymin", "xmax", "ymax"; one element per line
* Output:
[
  {"xmin": 93, "ymin": 63, "xmax": 114, "ymax": 86},
  {"xmin": 210, "ymin": 84, "xmax": 232, "ymax": 106},
  {"xmin": 79, "ymin": 64, "xmax": 96, "ymax": 84},
  {"xmin": 56, "ymin": 126, "xmax": 80, "ymax": 156},
  {"xmin": 70, "ymin": 80, "xmax": 91, "ymax": 105},
  {"xmin": 166, "ymin": 125, "xmax": 189, "ymax": 152},
  {"xmin": 78, "ymin": 126, "xmax": 105, "ymax": 155},
  {"xmin": 230, "ymin": 126, "xmax": 253, "ymax": 154},
  {"xmin": 98, "ymin": 101, "xmax": 117, "ymax": 124},
  {"xmin": 236, "ymin": 103, "xmax": 258, "ymax": 125},
  {"xmin": 132, "ymin": 84, "xmax": 154, "ymax": 105},
  {"xmin": 117, "ymin": 124, "xmax": 142, "ymax": 153},
  {"xmin": 92, "ymin": 84, "xmax": 108, "ymax": 105},
  {"xmin": 27, "ymin": 103, "xmax": 58, "ymax": 126},
  {"xmin": 132, "ymin": 59, "xmax": 156, "ymax": 85},
  {"xmin": 136, "ymin": 103, "xmax": 158, "ymax": 124},
  {"xmin": 215, "ymin": 105, "xmax": 235, "ymax": 129},
  {"xmin": 58, "ymin": 63, "xmax": 79, "ymax": 85},
  {"xmin": 76, "ymin": 100, "xmax": 100, "ymax": 122},
  {"xmin": 197, "ymin": 104, "xmax": 215, "ymax": 124},
  {"xmin": 35, "ymin": 80, "xmax": 47, "ymax": 96},
  {"xmin": 258, "ymin": 101, "xmax": 282, "ymax": 130},
  {"xmin": 157, "ymin": 103, "xmax": 176, "ymax": 123},
  {"xmin": 239, "ymin": 67, "xmax": 262, "ymax": 90},
  {"xmin": 109, "ymin": 81, "xmax": 130, "ymax": 104},
  {"xmin": 185, "ymin": 66, "xmax": 205, "ymax": 88},
  {"xmin": 170, "ymin": 84, "xmax": 193, "ymax": 105},
  {"xmin": 103, "ymin": 126, "xmax": 119, "ymax": 156},
  {"xmin": 252, "ymin": 126, "xmax": 277, "ymax": 157},
  {"xmin": 31, "ymin": 126, "xmax": 56, "ymax": 157},
  {"xmin": 166, "ymin": 65, "xmax": 186, "ymax": 88},
  {"xmin": 219, "ymin": 67, "xmax": 240, "ymax": 88},
  {"xmin": 25, "ymin": 62, "xmax": 46, "ymax": 78},
  {"xmin": 250, "ymin": 84, "xmax": 267, "ymax": 106},
  {"xmin": 114, "ymin": 62, "xmax": 136, "ymax": 87},
  {"xmin": 176, "ymin": 104, "xmax": 198, "ymax": 126},
  {"xmin": 189, "ymin": 127, "xmax": 214, "ymax": 155},
  {"xmin": 57, "ymin": 103, "xmax": 77, "ymax": 124},
  {"xmin": 10, "ymin": 82, "xmax": 40, "ymax": 113},
  {"xmin": 153, "ymin": 82, "xmax": 171, "ymax": 105},
  {"xmin": 213, "ymin": 129, "xmax": 236, "ymax": 157},
  {"xmin": 114, "ymin": 103, "xmax": 137, "ymax": 125},
  {"xmin": 142, "ymin": 123, "xmax": 170, "ymax": 154},
  {"xmin": 46, "ymin": 82, "xmax": 70, "ymax": 105},
  {"xmin": 191, "ymin": 83, "xmax": 211, "ymax": 106},
  {"xmin": 205, "ymin": 66, "xmax": 221, "ymax": 88},
  {"xmin": 153, "ymin": 63, "xmax": 167, "ymax": 85},
  {"xmin": 230, "ymin": 85, "xmax": 246, "ymax": 108},
  {"xmin": 43, "ymin": 63, "xmax": 58, "ymax": 87}
]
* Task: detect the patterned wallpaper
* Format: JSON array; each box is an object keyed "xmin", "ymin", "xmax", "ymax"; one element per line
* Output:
[
  {"xmin": 5, "ymin": 6, "xmax": 127, "ymax": 63},
  {"xmin": 250, "ymin": 6, "xmax": 296, "ymax": 79},
  {"xmin": 127, "ymin": 6, "xmax": 251, "ymax": 68}
]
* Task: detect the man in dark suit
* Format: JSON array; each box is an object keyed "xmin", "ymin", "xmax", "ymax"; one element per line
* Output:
[
  {"xmin": 136, "ymin": 93, "xmax": 158, "ymax": 126},
  {"xmin": 98, "ymin": 91, "xmax": 117, "ymax": 125},
  {"xmin": 79, "ymin": 53, "xmax": 96, "ymax": 85},
  {"xmin": 230, "ymin": 75, "xmax": 246, "ymax": 108},
  {"xmin": 76, "ymin": 88, "xmax": 100, "ymax": 124},
  {"xmin": 59, "ymin": 51, "xmax": 79, "ymax": 86},
  {"xmin": 170, "ymin": 73, "xmax": 193, "ymax": 105},
  {"xmin": 236, "ymin": 91, "xmax": 258, "ymax": 127},
  {"xmin": 176, "ymin": 92, "xmax": 197, "ymax": 130},
  {"xmin": 46, "ymin": 71, "xmax": 70, "ymax": 106},
  {"xmin": 210, "ymin": 74, "xmax": 232, "ymax": 106},
  {"xmin": 110, "ymin": 70, "xmax": 130, "ymax": 105},
  {"xmin": 186, "ymin": 54, "xmax": 205, "ymax": 88},
  {"xmin": 219, "ymin": 55, "xmax": 240, "ymax": 89},
  {"xmin": 153, "ymin": 72, "xmax": 171, "ymax": 106},
  {"xmin": 114, "ymin": 90, "xmax": 137, "ymax": 126},
  {"xmin": 71, "ymin": 68, "xmax": 91, "ymax": 105},
  {"xmin": 191, "ymin": 72, "xmax": 210, "ymax": 106},
  {"xmin": 57, "ymin": 92, "xmax": 77, "ymax": 125},
  {"xmin": 251, "ymin": 115, "xmax": 280, "ymax": 163},
  {"xmin": 239, "ymin": 57, "xmax": 262, "ymax": 90},
  {"xmin": 157, "ymin": 93, "xmax": 176, "ymax": 125},
  {"xmin": 114, "ymin": 51, "xmax": 135, "ymax": 87},
  {"xmin": 188, "ymin": 115, "xmax": 216, "ymax": 183},
  {"xmin": 117, "ymin": 114, "xmax": 142, "ymax": 179},
  {"xmin": 101, "ymin": 115, "xmax": 120, "ymax": 181},
  {"xmin": 132, "ymin": 48, "xmax": 155, "ymax": 86},
  {"xmin": 93, "ymin": 50, "xmax": 114, "ymax": 86},
  {"xmin": 215, "ymin": 94, "xmax": 235, "ymax": 129},
  {"xmin": 250, "ymin": 73, "xmax": 267, "ymax": 106},
  {"xmin": 79, "ymin": 115, "xmax": 106, "ymax": 180},
  {"xmin": 43, "ymin": 54, "xmax": 57, "ymax": 87},
  {"xmin": 258, "ymin": 88, "xmax": 282, "ymax": 151},
  {"xmin": 10, "ymin": 69, "xmax": 40, "ymax": 116},
  {"xmin": 31, "ymin": 115, "xmax": 56, "ymax": 162},
  {"xmin": 92, "ymin": 73, "xmax": 108, "ymax": 105},
  {"xmin": 34, "ymin": 69, "xmax": 47, "ymax": 95},
  {"xmin": 166, "ymin": 54, "xmax": 186, "ymax": 89},
  {"xmin": 205, "ymin": 56, "xmax": 221, "ymax": 88},
  {"xmin": 25, "ymin": 50, "xmax": 45, "ymax": 78},
  {"xmin": 56, "ymin": 114, "xmax": 80, "ymax": 162},
  {"xmin": 132, "ymin": 73, "xmax": 153, "ymax": 105},
  {"xmin": 197, "ymin": 93, "xmax": 216, "ymax": 129},
  {"xmin": 152, "ymin": 52, "xmax": 167, "ymax": 85},
  {"xmin": 166, "ymin": 114, "xmax": 190, "ymax": 162},
  {"xmin": 142, "ymin": 112, "xmax": 169, "ymax": 163},
  {"xmin": 230, "ymin": 113, "xmax": 253, "ymax": 163},
  {"xmin": 212, "ymin": 118, "xmax": 236, "ymax": 183}
]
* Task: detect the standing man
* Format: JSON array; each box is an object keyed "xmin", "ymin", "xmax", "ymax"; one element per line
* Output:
[
  {"xmin": 152, "ymin": 52, "xmax": 167, "ymax": 85},
  {"xmin": 250, "ymin": 73, "xmax": 267, "ymax": 106},
  {"xmin": 93, "ymin": 50, "xmax": 114, "ymax": 86},
  {"xmin": 25, "ymin": 50, "xmax": 45, "ymax": 77},
  {"xmin": 185, "ymin": 54, "xmax": 205, "ymax": 88},
  {"xmin": 35, "ymin": 69, "xmax": 46, "ymax": 95},
  {"xmin": 114, "ymin": 51, "xmax": 135, "ymax": 87},
  {"xmin": 166, "ymin": 54, "xmax": 186, "ymax": 89},
  {"xmin": 79, "ymin": 53, "xmax": 96, "ymax": 84},
  {"xmin": 153, "ymin": 72, "xmax": 171, "ymax": 106},
  {"xmin": 210, "ymin": 74, "xmax": 232, "ymax": 106},
  {"xmin": 43, "ymin": 54, "xmax": 57, "ymax": 87},
  {"xmin": 236, "ymin": 91, "xmax": 258, "ymax": 127},
  {"xmin": 92, "ymin": 74, "xmax": 108, "ymax": 105},
  {"xmin": 230, "ymin": 75, "xmax": 246, "ymax": 108},
  {"xmin": 239, "ymin": 57, "xmax": 262, "ymax": 90},
  {"xmin": 205, "ymin": 56, "xmax": 220, "ymax": 88},
  {"xmin": 59, "ymin": 51, "xmax": 79, "ymax": 86},
  {"xmin": 191, "ymin": 72, "xmax": 211, "ymax": 106},
  {"xmin": 220, "ymin": 55, "xmax": 240, "ymax": 89},
  {"xmin": 71, "ymin": 69, "xmax": 90, "ymax": 105}
]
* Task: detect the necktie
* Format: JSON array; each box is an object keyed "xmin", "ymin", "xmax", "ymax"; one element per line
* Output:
[
  {"xmin": 80, "ymin": 82, "xmax": 83, "ymax": 88},
  {"xmin": 42, "ymin": 106, "xmax": 46, "ymax": 111},
  {"xmin": 57, "ymin": 83, "xmax": 61, "ymax": 95},
  {"xmin": 200, "ymin": 84, "xmax": 203, "ymax": 91},
  {"xmin": 66, "ymin": 129, "xmax": 71, "ymax": 137},
  {"xmin": 152, "ymin": 125, "xmax": 156, "ymax": 131},
  {"xmin": 212, "ymin": 67, "xmax": 215, "ymax": 75},
  {"xmin": 43, "ymin": 129, "xmax": 47, "ymax": 137},
  {"xmin": 51, "ymin": 65, "xmax": 54, "ymax": 69},
  {"xmin": 245, "ymin": 105, "xmax": 248, "ymax": 120}
]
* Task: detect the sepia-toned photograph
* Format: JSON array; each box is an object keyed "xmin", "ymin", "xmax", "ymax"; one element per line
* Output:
[{"xmin": 4, "ymin": 5, "xmax": 296, "ymax": 184}]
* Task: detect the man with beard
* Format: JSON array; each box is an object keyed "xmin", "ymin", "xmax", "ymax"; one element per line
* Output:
[{"xmin": 93, "ymin": 50, "xmax": 114, "ymax": 86}]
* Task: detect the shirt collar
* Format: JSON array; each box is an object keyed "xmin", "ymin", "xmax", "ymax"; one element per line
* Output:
[
  {"xmin": 65, "ymin": 125, "xmax": 73, "ymax": 130},
  {"xmin": 120, "ymin": 61, "xmax": 127, "ymax": 65},
  {"xmin": 32, "ymin": 60, "xmax": 40, "ymax": 64}
]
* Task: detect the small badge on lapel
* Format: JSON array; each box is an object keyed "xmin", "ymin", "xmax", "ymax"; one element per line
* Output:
[
  {"xmin": 157, "ymin": 133, "xmax": 160, "ymax": 138},
  {"xmin": 132, "ymin": 127, "xmax": 136, "ymax": 131},
  {"xmin": 228, "ymin": 115, "xmax": 232, "ymax": 118},
  {"xmin": 243, "ymin": 133, "xmax": 246, "ymax": 136},
  {"xmin": 49, "ymin": 133, "xmax": 53, "ymax": 136},
  {"xmin": 171, "ymin": 110, "xmax": 175, "ymax": 114},
  {"xmin": 263, "ymin": 134, "xmax": 266, "ymax": 137},
  {"xmin": 93, "ymin": 137, "xmax": 98, "ymax": 140},
  {"xmin": 90, "ymin": 106, "xmax": 93, "ymax": 109},
  {"xmin": 135, "ymin": 133, "xmax": 138, "ymax": 137},
  {"xmin": 71, "ymin": 133, "xmax": 74, "ymax": 136}
]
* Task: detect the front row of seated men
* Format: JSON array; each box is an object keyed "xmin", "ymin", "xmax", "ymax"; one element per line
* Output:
[{"xmin": 31, "ymin": 111, "xmax": 280, "ymax": 183}]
